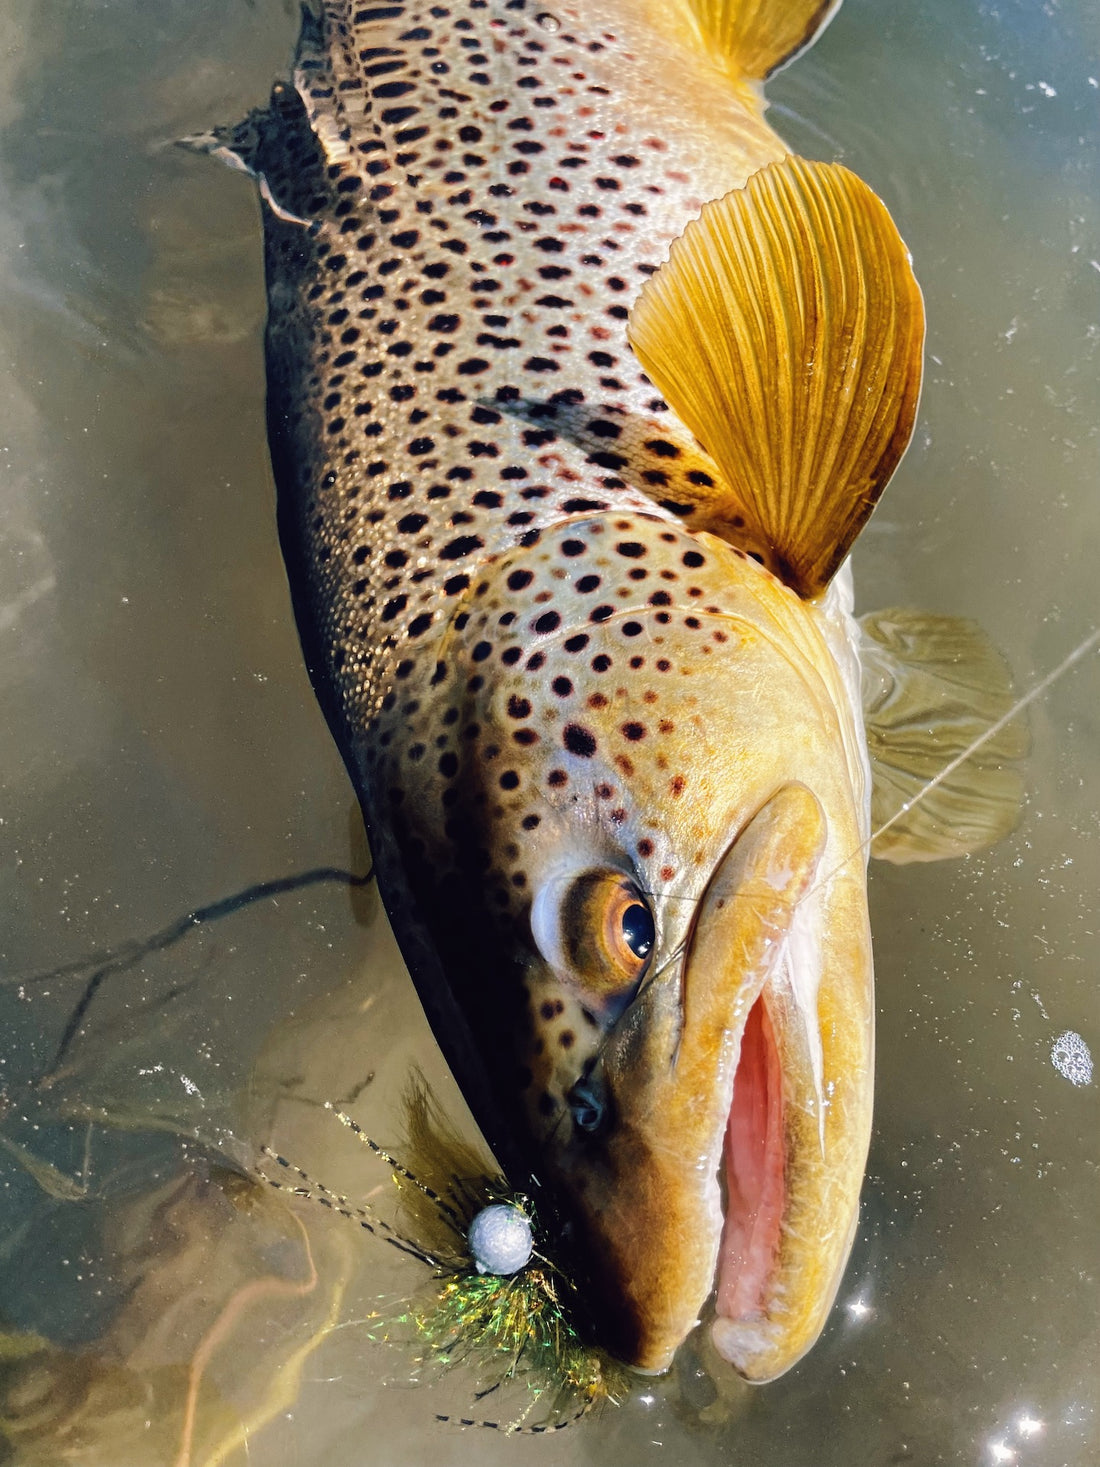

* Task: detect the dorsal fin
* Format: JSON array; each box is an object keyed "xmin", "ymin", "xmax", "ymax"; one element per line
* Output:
[
  {"xmin": 627, "ymin": 156, "xmax": 925, "ymax": 598},
  {"xmin": 675, "ymin": 0, "xmax": 844, "ymax": 80}
]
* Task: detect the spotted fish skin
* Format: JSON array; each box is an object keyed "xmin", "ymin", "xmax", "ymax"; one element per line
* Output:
[
  {"xmin": 214, "ymin": 0, "xmax": 897, "ymax": 1379},
  {"xmin": 252, "ymin": 0, "xmax": 786, "ymax": 706},
  {"xmin": 219, "ymin": 1, "xmax": 797, "ymax": 1127}
]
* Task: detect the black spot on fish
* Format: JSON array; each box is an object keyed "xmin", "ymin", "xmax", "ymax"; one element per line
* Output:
[{"xmin": 562, "ymin": 724, "xmax": 597, "ymax": 757}]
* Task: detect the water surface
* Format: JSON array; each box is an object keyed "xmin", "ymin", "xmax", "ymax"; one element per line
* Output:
[{"xmin": 1, "ymin": 2, "xmax": 1097, "ymax": 1464}]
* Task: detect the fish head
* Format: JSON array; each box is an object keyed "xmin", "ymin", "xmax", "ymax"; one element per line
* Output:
[{"xmin": 376, "ymin": 514, "xmax": 873, "ymax": 1382}]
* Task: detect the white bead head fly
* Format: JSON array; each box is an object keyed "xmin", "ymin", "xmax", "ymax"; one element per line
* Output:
[{"xmin": 467, "ymin": 1202, "xmax": 534, "ymax": 1276}]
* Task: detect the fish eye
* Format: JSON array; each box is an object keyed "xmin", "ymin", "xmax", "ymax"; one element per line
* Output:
[
  {"xmin": 531, "ymin": 868, "xmax": 655, "ymax": 1006},
  {"xmin": 621, "ymin": 900, "xmax": 654, "ymax": 960}
]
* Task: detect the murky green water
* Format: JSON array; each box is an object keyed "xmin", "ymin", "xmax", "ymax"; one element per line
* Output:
[{"xmin": 1, "ymin": 1, "xmax": 1097, "ymax": 1463}]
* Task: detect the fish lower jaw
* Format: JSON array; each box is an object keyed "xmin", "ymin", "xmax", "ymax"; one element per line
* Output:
[{"xmin": 710, "ymin": 1315, "xmax": 793, "ymax": 1384}]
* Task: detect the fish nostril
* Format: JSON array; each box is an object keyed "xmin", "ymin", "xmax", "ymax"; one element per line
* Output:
[{"xmin": 567, "ymin": 1076, "xmax": 605, "ymax": 1133}]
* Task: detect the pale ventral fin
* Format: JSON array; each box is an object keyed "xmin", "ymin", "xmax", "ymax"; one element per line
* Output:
[
  {"xmin": 859, "ymin": 609, "xmax": 1029, "ymax": 864},
  {"xmin": 627, "ymin": 156, "xmax": 925, "ymax": 598},
  {"xmin": 675, "ymin": 0, "xmax": 845, "ymax": 80},
  {"xmin": 177, "ymin": 115, "xmax": 262, "ymax": 176}
]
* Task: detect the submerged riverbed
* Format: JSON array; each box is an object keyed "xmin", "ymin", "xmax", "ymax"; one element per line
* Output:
[{"xmin": 1, "ymin": 1, "xmax": 1097, "ymax": 1464}]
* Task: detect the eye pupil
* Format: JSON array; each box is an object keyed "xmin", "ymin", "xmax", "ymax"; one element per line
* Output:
[{"xmin": 621, "ymin": 901, "xmax": 654, "ymax": 960}]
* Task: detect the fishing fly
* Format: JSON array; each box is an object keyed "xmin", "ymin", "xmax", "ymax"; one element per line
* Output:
[{"xmin": 254, "ymin": 1084, "xmax": 626, "ymax": 1430}]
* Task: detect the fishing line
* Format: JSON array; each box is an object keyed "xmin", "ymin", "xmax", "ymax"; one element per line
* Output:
[
  {"xmin": 807, "ymin": 623, "xmax": 1100, "ymax": 904},
  {"xmin": 766, "ymin": 102, "xmax": 845, "ymax": 156},
  {"xmin": 571, "ymin": 622, "xmax": 1100, "ymax": 1032},
  {"xmin": 624, "ymin": 623, "xmax": 1098, "ymax": 928},
  {"xmin": 15, "ymin": 864, "xmax": 375, "ymax": 990}
]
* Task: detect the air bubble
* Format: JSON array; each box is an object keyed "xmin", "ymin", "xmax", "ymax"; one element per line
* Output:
[
  {"xmin": 536, "ymin": 11, "xmax": 561, "ymax": 33},
  {"xmin": 1050, "ymin": 1030, "xmax": 1092, "ymax": 1086}
]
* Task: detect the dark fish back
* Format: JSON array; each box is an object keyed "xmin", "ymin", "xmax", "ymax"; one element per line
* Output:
[{"xmin": 225, "ymin": 2, "xmax": 780, "ymax": 756}]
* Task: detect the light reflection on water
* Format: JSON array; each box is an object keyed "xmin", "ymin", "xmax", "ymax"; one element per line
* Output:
[{"xmin": 1, "ymin": 1, "xmax": 1097, "ymax": 1463}]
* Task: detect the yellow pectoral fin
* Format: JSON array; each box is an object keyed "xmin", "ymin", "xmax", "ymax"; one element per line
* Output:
[
  {"xmin": 677, "ymin": 0, "xmax": 844, "ymax": 80},
  {"xmin": 628, "ymin": 156, "xmax": 925, "ymax": 598},
  {"xmin": 860, "ymin": 609, "xmax": 1029, "ymax": 862}
]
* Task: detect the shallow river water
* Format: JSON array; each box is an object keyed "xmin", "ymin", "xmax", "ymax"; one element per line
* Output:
[{"xmin": 1, "ymin": 2, "xmax": 1097, "ymax": 1464}]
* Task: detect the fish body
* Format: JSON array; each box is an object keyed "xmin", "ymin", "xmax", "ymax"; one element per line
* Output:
[{"xmin": 201, "ymin": 0, "xmax": 1017, "ymax": 1385}]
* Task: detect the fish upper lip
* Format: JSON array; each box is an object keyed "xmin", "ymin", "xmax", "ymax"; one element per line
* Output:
[{"xmin": 557, "ymin": 785, "xmax": 831, "ymax": 1375}]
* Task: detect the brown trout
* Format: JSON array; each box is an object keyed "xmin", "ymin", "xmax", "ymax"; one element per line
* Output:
[{"xmin": 199, "ymin": 0, "xmax": 1024, "ymax": 1383}]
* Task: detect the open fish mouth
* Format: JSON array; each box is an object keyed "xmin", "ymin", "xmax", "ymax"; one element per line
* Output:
[
  {"xmin": 714, "ymin": 991, "xmax": 788, "ymax": 1367},
  {"xmin": 690, "ymin": 783, "xmax": 869, "ymax": 1383},
  {"xmin": 562, "ymin": 782, "xmax": 872, "ymax": 1383},
  {"xmin": 709, "ymin": 975, "xmax": 861, "ymax": 1382},
  {"xmin": 615, "ymin": 982, "xmax": 800, "ymax": 1380}
]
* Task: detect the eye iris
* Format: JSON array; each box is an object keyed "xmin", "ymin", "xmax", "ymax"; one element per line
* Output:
[{"xmin": 621, "ymin": 901, "xmax": 654, "ymax": 960}]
